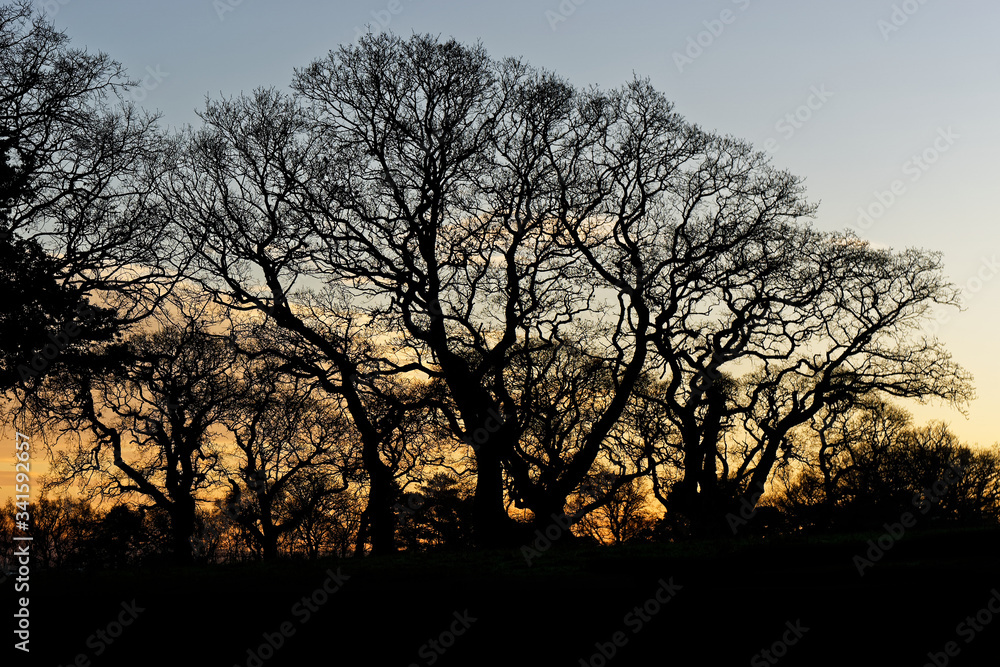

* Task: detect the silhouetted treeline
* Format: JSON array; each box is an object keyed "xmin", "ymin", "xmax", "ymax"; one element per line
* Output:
[
  {"xmin": 1, "ymin": 408, "xmax": 998, "ymax": 571},
  {"xmin": 1, "ymin": 2, "xmax": 995, "ymax": 564}
]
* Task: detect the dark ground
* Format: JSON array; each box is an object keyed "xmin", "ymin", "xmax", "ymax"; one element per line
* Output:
[{"xmin": 5, "ymin": 526, "xmax": 1000, "ymax": 666}]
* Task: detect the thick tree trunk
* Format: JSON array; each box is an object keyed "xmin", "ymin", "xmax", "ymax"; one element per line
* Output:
[
  {"xmin": 367, "ymin": 466, "xmax": 397, "ymax": 556},
  {"xmin": 170, "ymin": 504, "xmax": 196, "ymax": 564},
  {"xmin": 353, "ymin": 508, "xmax": 369, "ymax": 557},
  {"xmin": 675, "ymin": 426, "xmax": 707, "ymax": 533},
  {"xmin": 526, "ymin": 495, "xmax": 578, "ymax": 547},
  {"xmin": 471, "ymin": 447, "xmax": 516, "ymax": 547},
  {"xmin": 258, "ymin": 496, "xmax": 280, "ymax": 559},
  {"xmin": 261, "ymin": 532, "xmax": 280, "ymax": 560}
]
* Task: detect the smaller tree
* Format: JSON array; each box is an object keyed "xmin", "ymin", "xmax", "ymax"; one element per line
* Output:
[
  {"xmin": 221, "ymin": 354, "xmax": 354, "ymax": 559},
  {"xmin": 777, "ymin": 400, "xmax": 1000, "ymax": 531},
  {"xmin": 568, "ymin": 464, "xmax": 654, "ymax": 545},
  {"xmin": 289, "ymin": 484, "xmax": 367, "ymax": 559},
  {"xmin": 26, "ymin": 318, "xmax": 240, "ymax": 562},
  {"xmin": 395, "ymin": 473, "xmax": 475, "ymax": 551}
]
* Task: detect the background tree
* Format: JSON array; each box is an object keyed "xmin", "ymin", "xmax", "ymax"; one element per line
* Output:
[
  {"xmin": 395, "ymin": 472, "xmax": 475, "ymax": 551},
  {"xmin": 289, "ymin": 484, "xmax": 368, "ymax": 559},
  {"xmin": 221, "ymin": 353, "xmax": 355, "ymax": 559},
  {"xmin": 568, "ymin": 463, "xmax": 654, "ymax": 545},
  {"xmin": 25, "ymin": 317, "xmax": 240, "ymax": 562},
  {"xmin": 777, "ymin": 400, "xmax": 1000, "ymax": 530}
]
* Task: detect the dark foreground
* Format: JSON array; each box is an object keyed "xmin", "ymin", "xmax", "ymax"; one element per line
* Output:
[{"xmin": 6, "ymin": 526, "xmax": 1000, "ymax": 666}]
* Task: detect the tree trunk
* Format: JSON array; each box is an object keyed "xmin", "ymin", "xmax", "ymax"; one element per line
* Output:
[
  {"xmin": 471, "ymin": 447, "xmax": 516, "ymax": 548},
  {"xmin": 354, "ymin": 508, "xmax": 369, "ymax": 557},
  {"xmin": 261, "ymin": 532, "xmax": 280, "ymax": 560},
  {"xmin": 170, "ymin": 504, "xmax": 196, "ymax": 564},
  {"xmin": 527, "ymin": 495, "xmax": 577, "ymax": 548},
  {"xmin": 259, "ymin": 495, "xmax": 280, "ymax": 560},
  {"xmin": 367, "ymin": 466, "xmax": 397, "ymax": 556}
]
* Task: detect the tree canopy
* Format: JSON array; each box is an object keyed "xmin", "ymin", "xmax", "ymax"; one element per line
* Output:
[{"xmin": 3, "ymin": 25, "xmax": 982, "ymax": 558}]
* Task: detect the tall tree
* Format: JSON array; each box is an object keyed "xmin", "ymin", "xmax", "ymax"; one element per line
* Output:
[
  {"xmin": 0, "ymin": 1, "xmax": 172, "ymax": 392},
  {"xmin": 580, "ymin": 149, "xmax": 975, "ymax": 532},
  {"xmin": 289, "ymin": 35, "xmax": 679, "ymax": 545}
]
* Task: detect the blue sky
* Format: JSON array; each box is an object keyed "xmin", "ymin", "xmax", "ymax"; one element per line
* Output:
[{"xmin": 39, "ymin": 0, "xmax": 1000, "ymax": 446}]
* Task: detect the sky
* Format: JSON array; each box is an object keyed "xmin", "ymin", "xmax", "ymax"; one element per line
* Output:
[{"xmin": 4, "ymin": 0, "xmax": 997, "ymax": 483}]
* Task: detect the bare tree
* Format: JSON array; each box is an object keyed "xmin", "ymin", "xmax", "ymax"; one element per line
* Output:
[
  {"xmin": 159, "ymin": 86, "xmax": 435, "ymax": 554},
  {"xmin": 729, "ymin": 242, "xmax": 973, "ymax": 519},
  {"xmin": 24, "ymin": 318, "xmax": 240, "ymax": 562},
  {"xmin": 288, "ymin": 35, "xmax": 683, "ymax": 545},
  {"xmin": 0, "ymin": 2, "xmax": 174, "ymax": 392},
  {"xmin": 220, "ymin": 353, "xmax": 355, "ymax": 559},
  {"xmin": 585, "ymin": 167, "xmax": 974, "ymax": 532},
  {"xmin": 777, "ymin": 399, "xmax": 999, "ymax": 529},
  {"xmin": 569, "ymin": 464, "xmax": 654, "ymax": 545}
]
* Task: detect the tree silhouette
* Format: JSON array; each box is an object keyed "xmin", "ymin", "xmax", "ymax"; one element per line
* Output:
[
  {"xmin": 286, "ymin": 36, "xmax": 696, "ymax": 545},
  {"xmin": 158, "ymin": 88, "xmax": 433, "ymax": 555},
  {"xmin": 0, "ymin": 1, "xmax": 159, "ymax": 390},
  {"xmin": 395, "ymin": 473, "xmax": 475, "ymax": 551},
  {"xmin": 26, "ymin": 318, "xmax": 240, "ymax": 562},
  {"xmin": 221, "ymin": 353, "xmax": 354, "ymax": 559},
  {"xmin": 777, "ymin": 399, "xmax": 999, "ymax": 530},
  {"xmin": 569, "ymin": 464, "xmax": 654, "ymax": 545},
  {"xmin": 6, "ymin": 19, "xmax": 982, "ymax": 561}
]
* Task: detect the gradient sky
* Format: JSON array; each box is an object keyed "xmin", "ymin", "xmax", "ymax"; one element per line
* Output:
[{"xmin": 18, "ymin": 0, "xmax": 1000, "ymax": 449}]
